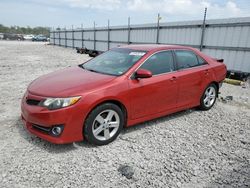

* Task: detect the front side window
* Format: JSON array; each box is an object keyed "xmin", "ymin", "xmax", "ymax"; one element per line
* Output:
[
  {"xmin": 82, "ymin": 48, "xmax": 146, "ymax": 76},
  {"xmin": 175, "ymin": 50, "xmax": 199, "ymax": 69},
  {"xmin": 140, "ymin": 51, "xmax": 175, "ymax": 75}
]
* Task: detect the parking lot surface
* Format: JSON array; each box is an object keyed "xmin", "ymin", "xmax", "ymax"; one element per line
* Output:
[{"xmin": 0, "ymin": 41, "xmax": 249, "ymax": 187}]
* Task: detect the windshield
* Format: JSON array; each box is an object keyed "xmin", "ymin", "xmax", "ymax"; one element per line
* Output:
[{"xmin": 81, "ymin": 48, "xmax": 147, "ymax": 76}]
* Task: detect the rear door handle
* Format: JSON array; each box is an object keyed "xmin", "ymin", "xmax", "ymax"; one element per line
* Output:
[
  {"xmin": 170, "ymin": 76, "xmax": 177, "ymax": 81},
  {"xmin": 204, "ymin": 69, "xmax": 209, "ymax": 75}
]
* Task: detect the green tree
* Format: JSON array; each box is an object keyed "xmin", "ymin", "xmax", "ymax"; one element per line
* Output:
[{"xmin": 0, "ymin": 24, "xmax": 50, "ymax": 37}]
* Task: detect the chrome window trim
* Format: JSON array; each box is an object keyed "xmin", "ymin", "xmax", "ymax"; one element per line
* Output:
[
  {"xmin": 176, "ymin": 64, "xmax": 209, "ymax": 72},
  {"xmin": 129, "ymin": 49, "xmax": 209, "ymax": 79}
]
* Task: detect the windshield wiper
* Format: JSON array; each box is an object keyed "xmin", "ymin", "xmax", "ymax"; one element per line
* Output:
[
  {"xmin": 87, "ymin": 69, "xmax": 99, "ymax": 73},
  {"xmin": 79, "ymin": 64, "xmax": 101, "ymax": 73},
  {"xmin": 78, "ymin": 64, "xmax": 85, "ymax": 69},
  {"xmin": 84, "ymin": 67, "xmax": 102, "ymax": 74},
  {"xmin": 79, "ymin": 65, "xmax": 117, "ymax": 76}
]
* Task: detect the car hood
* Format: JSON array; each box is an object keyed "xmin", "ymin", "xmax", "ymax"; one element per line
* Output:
[{"xmin": 28, "ymin": 66, "xmax": 116, "ymax": 97}]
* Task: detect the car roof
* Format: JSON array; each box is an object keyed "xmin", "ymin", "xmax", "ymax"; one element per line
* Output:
[{"xmin": 117, "ymin": 44, "xmax": 195, "ymax": 52}]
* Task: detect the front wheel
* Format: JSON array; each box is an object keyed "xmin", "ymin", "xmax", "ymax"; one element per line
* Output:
[
  {"xmin": 84, "ymin": 103, "xmax": 124, "ymax": 145},
  {"xmin": 199, "ymin": 83, "xmax": 217, "ymax": 110}
]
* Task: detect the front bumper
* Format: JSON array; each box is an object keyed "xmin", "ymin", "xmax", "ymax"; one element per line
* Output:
[{"xmin": 21, "ymin": 92, "xmax": 87, "ymax": 144}]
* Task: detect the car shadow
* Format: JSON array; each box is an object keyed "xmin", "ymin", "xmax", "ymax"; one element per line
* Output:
[
  {"xmin": 121, "ymin": 108, "xmax": 195, "ymax": 135},
  {"xmin": 16, "ymin": 108, "xmax": 195, "ymax": 152}
]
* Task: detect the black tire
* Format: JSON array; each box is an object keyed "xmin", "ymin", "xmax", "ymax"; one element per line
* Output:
[
  {"xmin": 199, "ymin": 83, "xmax": 218, "ymax": 111},
  {"xmin": 84, "ymin": 103, "xmax": 124, "ymax": 145}
]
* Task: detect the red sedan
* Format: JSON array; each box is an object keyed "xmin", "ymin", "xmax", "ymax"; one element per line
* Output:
[{"xmin": 21, "ymin": 45, "xmax": 227, "ymax": 145}]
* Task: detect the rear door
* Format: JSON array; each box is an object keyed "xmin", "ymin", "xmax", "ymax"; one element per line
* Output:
[
  {"xmin": 128, "ymin": 51, "xmax": 178, "ymax": 119},
  {"xmin": 174, "ymin": 50, "xmax": 210, "ymax": 108}
]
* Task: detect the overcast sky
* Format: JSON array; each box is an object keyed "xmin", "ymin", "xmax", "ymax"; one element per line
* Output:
[{"xmin": 0, "ymin": 0, "xmax": 250, "ymax": 28}]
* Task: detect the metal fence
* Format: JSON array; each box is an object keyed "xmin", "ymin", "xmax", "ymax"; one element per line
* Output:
[{"xmin": 50, "ymin": 17, "xmax": 250, "ymax": 74}]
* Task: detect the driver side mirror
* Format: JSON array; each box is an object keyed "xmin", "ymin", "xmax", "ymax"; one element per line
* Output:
[{"xmin": 135, "ymin": 69, "xmax": 152, "ymax": 79}]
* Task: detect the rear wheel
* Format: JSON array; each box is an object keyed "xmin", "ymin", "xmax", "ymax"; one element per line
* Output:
[
  {"xmin": 84, "ymin": 103, "xmax": 124, "ymax": 145},
  {"xmin": 199, "ymin": 83, "xmax": 217, "ymax": 110}
]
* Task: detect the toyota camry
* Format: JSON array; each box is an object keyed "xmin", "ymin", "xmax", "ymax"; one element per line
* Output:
[{"xmin": 21, "ymin": 45, "xmax": 227, "ymax": 145}]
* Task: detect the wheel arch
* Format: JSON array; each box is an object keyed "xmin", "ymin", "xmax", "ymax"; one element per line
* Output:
[
  {"xmin": 83, "ymin": 99, "xmax": 128, "ymax": 133},
  {"xmin": 200, "ymin": 81, "xmax": 219, "ymax": 103},
  {"xmin": 98, "ymin": 99, "xmax": 128, "ymax": 122},
  {"xmin": 208, "ymin": 81, "xmax": 219, "ymax": 97}
]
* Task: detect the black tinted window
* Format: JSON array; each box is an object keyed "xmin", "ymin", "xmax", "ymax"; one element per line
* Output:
[
  {"xmin": 175, "ymin": 51, "xmax": 199, "ymax": 69},
  {"xmin": 140, "ymin": 51, "xmax": 174, "ymax": 75}
]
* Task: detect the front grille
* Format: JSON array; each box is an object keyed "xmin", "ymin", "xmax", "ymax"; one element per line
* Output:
[
  {"xmin": 32, "ymin": 124, "xmax": 51, "ymax": 134},
  {"xmin": 26, "ymin": 99, "xmax": 41, "ymax": 106}
]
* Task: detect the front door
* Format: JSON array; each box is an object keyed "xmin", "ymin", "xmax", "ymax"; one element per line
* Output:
[{"xmin": 128, "ymin": 51, "xmax": 178, "ymax": 119}]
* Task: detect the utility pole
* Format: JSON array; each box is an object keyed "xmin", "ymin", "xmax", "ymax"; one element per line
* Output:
[
  {"xmin": 128, "ymin": 17, "xmax": 131, "ymax": 44},
  {"xmin": 107, "ymin": 19, "xmax": 110, "ymax": 50},
  {"xmin": 58, "ymin": 26, "xmax": 61, "ymax": 46},
  {"xmin": 72, "ymin": 25, "xmax": 74, "ymax": 49},
  {"xmin": 53, "ymin": 27, "xmax": 55, "ymax": 45},
  {"xmin": 64, "ymin": 26, "xmax": 67, "ymax": 47},
  {"xmin": 200, "ymin": 7, "xmax": 207, "ymax": 51},
  {"xmin": 156, "ymin": 13, "xmax": 161, "ymax": 44},
  {"xmin": 81, "ymin": 23, "xmax": 84, "ymax": 48},
  {"xmin": 94, "ymin": 21, "xmax": 96, "ymax": 50}
]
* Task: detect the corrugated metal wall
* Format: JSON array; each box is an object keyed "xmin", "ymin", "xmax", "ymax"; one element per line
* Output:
[{"xmin": 50, "ymin": 17, "xmax": 250, "ymax": 73}]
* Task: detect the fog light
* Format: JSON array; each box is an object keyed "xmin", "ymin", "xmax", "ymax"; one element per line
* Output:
[{"xmin": 51, "ymin": 126, "xmax": 63, "ymax": 136}]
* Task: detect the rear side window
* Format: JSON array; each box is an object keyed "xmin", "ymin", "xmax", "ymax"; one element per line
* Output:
[
  {"xmin": 197, "ymin": 55, "xmax": 207, "ymax": 65},
  {"xmin": 175, "ymin": 50, "xmax": 199, "ymax": 69},
  {"xmin": 140, "ymin": 51, "xmax": 175, "ymax": 75}
]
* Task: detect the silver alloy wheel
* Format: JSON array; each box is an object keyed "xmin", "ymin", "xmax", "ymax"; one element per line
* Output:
[
  {"xmin": 92, "ymin": 110, "xmax": 120, "ymax": 141},
  {"xmin": 203, "ymin": 86, "xmax": 216, "ymax": 108}
]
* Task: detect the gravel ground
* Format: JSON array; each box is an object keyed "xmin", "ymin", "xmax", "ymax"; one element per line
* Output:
[{"xmin": 0, "ymin": 41, "xmax": 249, "ymax": 188}]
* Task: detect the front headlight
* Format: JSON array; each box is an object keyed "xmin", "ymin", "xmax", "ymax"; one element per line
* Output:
[{"xmin": 40, "ymin": 96, "xmax": 81, "ymax": 110}]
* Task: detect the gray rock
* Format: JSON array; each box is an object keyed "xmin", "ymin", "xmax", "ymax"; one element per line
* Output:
[{"xmin": 118, "ymin": 165, "xmax": 134, "ymax": 179}]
